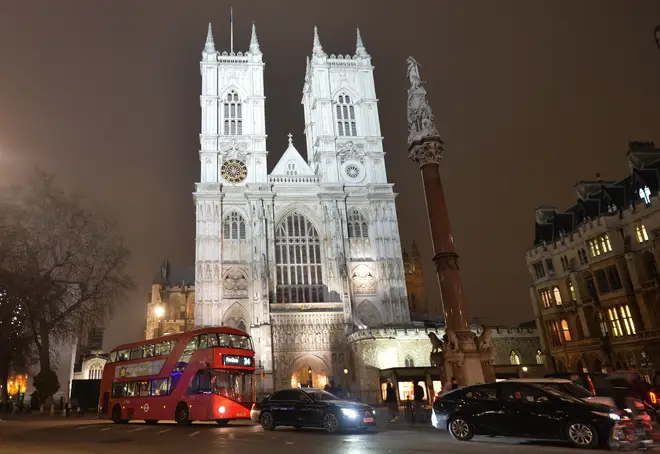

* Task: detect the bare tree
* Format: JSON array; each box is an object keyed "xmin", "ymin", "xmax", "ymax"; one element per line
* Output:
[{"xmin": 0, "ymin": 171, "xmax": 134, "ymax": 399}]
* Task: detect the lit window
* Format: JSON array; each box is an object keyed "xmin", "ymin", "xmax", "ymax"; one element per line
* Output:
[
  {"xmin": 538, "ymin": 288, "xmax": 553, "ymax": 309},
  {"xmin": 336, "ymin": 94, "xmax": 357, "ymax": 137},
  {"xmin": 568, "ymin": 281, "xmax": 577, "ymax": 301},
  {"xmin": 561, "ymin": 319, "xmax": 571, "ymax": 341},
  {"xmin": 588, "ymin": 234, "xmax": 612, "ymax": 257},
  {"xmin": 552, "ymin": 287, "xmax": 562, "ymax": 305},
  {"xmin": 536, "ymin": 349, "xmax": 544, "ymax": 365},
  {"xmin": 597, "ymin": 312, "xmax": 609, "ymax": 337},
  {"xmin": 620, "ymin": 305, "xmax": 636, "ymax": 335},
  {"xmin": 608, "ymin": 308, "xmax": 623, "ymax": 337},
  {"xmin": 607, "ymin": 203, "xmax": 617, "ymax": 213},
  {"xmin": 223, "ymin": 90, "xmax": 243, "ymax": 136},
  {"xmin": 509, "ymin": 350, "xmax": 521, "ymax": 365},
  {"xmin": 639, "ymin": 185, "xmax": 652, "ymax": 205},
  {"xmin": 636, "ymin": 225, "xmax": 649, "ymax": 243}
]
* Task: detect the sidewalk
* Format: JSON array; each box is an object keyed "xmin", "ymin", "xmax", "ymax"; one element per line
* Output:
[{"xmin": 373, "ymin": 405, "xmax": 434, "ymax": 429}]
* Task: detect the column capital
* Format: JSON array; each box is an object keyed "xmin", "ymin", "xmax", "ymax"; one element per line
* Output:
[{"xmin": 409, "ymin": 138, "xmax": 444, "ymax": 167}]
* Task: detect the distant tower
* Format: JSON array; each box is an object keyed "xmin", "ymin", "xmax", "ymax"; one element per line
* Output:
[{"xmin": 403, "ymin": 241, "xmax": 429, "ymax": 320}]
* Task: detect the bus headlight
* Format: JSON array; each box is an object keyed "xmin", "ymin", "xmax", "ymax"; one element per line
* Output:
[{"xmin": 218, "ymin": 406, "xmax": 226, "ymax": 414}]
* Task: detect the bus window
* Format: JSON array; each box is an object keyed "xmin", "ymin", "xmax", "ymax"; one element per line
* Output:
[
  {"xmin": 138, "ymin": 381, "xmax": 150, "ymax": 397},
  {"xmin": 199, "ymin": 334, "xmax": 209, "ymax": 349},
  {"xmin": 208, "ymin": 333, "xmax": 218, "ymax": 347},
  {"xmin": 108, "ymin": 351, "xmax": 117, "ymax": 363},
  {"xmin": 130, "ymin": 348, "xmax": 142, "ymax": 361},
  {"xmin": 212, "ymin": 370, "xmax": 254, "ymax": 402},
  {"xmin": 184, "ymin": 336, "xmax": 198, "ymax": 353},
  {"xmin": 230, "ymin": 335, "xmax": 251, "ymax": 350},
  {"xmin": 162, "ymin": 340, "xmax": 175, "ymax": 355},
  {"xmin": 151, "ymin": 378, "xmax": 169, "ymax": 396},
  {"xmin": 112, "ymin": 382, "xmax": 127, "ymax": 398},
  {"xmin": 118, "ymin": 349, "xmax": 130, "ymax": 361},
  {"xmin": 126, "ymin": 381, "xmax": 137, "ymax": 397},
  {"xmin": 143, "ymin": 344, "xmax": 155, "ymax": 358},
  {"xmin": 218, "ymin": 333, "xmax": 230, "ymax": 347},
  {"xmin": 169, "ymin": 373, "xmax": 183, "ymax": 393},
  {"xmin": 187, "ymin": 370, "xmax": 212, "ymax": 395}
]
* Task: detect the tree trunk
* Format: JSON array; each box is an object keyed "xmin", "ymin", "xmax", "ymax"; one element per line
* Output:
[
  {"xmin": 0, "ymin": 368, "xmax": 8, "ymax": 402},
  {"xmin": 38, "ymin": 320, "xmax": 51, "ymax": 373}
]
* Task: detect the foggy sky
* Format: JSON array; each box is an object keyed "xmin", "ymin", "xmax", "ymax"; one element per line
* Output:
[{"xmin": 1, "ymin": 0, "xmax": 660, "ymax": 350}]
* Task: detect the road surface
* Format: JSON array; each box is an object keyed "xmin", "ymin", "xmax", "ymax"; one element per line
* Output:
[{"xmin": 0, "ymin": 417, "xmax": 626, "ymax": 453}]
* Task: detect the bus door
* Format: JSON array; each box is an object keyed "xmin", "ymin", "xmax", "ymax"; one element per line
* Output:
[{"xmin": 187, "ymin": 369, "xmax": 212, "ymax": 420}]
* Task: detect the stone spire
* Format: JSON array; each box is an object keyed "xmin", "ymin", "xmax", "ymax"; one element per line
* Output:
[
  {"xmin": 203, "ymin": 22, "xmax": 217, "ymax": 54},
  {"xmin": 249, "ymin": 22, "xmax": 261, "ymax": 55},
  {"xmin": 312, "ymin": 26, "xmax": 326, "ymax": 57},
  {"xmin": 406, "ymin": 56, "xmax": 444, "ymax": 166},
  {"xmin": 355, "ymin": 27, "xmax": 369, "ymax": 57}
]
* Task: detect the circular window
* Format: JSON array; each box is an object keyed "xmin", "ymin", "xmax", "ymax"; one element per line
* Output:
[
  {"xmin": 221, "ymin": 159, "xmax": 248, "ymax": 184},
  {"xmin": 341, "ymin": 161, "xmax": 365, "ymax": 182}
]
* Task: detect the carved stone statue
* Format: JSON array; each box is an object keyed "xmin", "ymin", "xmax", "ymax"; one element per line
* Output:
[
  {"xmin": 445, "ymin": 329, "xmax": 460, "ymax": 353},
  {"xmin": 406, "ymin": 56, "xmax": 441, "ymax": 145},
  {"xmin": 476, "ymin": 326, "xmax": 494, "ymax": 351},
  {"xmin": 428, "ymin": 332, "xmax": 443, "ymax": 353}
]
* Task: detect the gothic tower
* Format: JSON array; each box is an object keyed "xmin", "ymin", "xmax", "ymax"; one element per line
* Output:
[
  {"xmin": 301, "ymin": 27, "xmax": 410, "ymax": 325},
  {"xmin": 403, "ymin": 241, "xmax": 431, "ymax": 320},
  {"xmin": 194, "ymin": 21, "xmax": 273, "ymax": 389}
]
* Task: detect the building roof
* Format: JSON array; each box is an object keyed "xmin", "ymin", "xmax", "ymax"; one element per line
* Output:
[
  {"xmin": 270, "ymin": 135, "xmax": 315, "ymax": 177},
  {"xmin": 532, "ymin": 141, "xmax": 660, "ymax": 248}
]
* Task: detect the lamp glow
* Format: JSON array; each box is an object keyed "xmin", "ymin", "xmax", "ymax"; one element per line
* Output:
[{"xmin": 154, "ymin": 306, "xmax": 165, "ymax": 318}]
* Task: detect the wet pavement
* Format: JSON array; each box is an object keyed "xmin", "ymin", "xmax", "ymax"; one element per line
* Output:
[{"xmin": 0, "ymin": 416, "xmax": 632, "ymax": 453}]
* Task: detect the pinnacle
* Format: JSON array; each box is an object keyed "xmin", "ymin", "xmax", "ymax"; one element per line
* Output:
[
  {"xmin": 356, "ymin": 27, "xmax": 368, "ymax": 57},
  {"xmin": 249, "ymin": 21, "xmax": 261, "ymax": 54},
  {"xmin": 313, "ymin": 26, "xmax": 326, "ymax": 57},
  {"xmin": 204, "ymin": 22, "xmax": 216, "ymax": 53}
]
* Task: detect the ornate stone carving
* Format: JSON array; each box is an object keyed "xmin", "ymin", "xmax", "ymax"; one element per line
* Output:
[
  {"xmin": 352, "ymin": 264, "xmax": 376, "ymax": 295},
  {"xmin": 223, "ymin": 267, "xmax": 248, "ymax": 298},
  {"xmin": 409, "ymin": 140, "xmax": 444, "ymax": 167},
  {"xmin": 433, "ymin": 251, "xmax": 460, "ymax": 272}
]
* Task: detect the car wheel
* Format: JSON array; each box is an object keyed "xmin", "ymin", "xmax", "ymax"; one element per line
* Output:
[
  {"xmin": 215, "ymin": 419, "xmax": 229, "ymax": 426},
  {"xmin": 260, "ymin": 412, "xmax": 276, "ymax": 431},
  {"xmin": 448, "ymin": 417, "xmax": 474, "ymax": 441},
  {"xmin": 566, "ymin": 421, "xmax": 599, "ymax": 449},
  {"xmin": 322, "ymin": 413, "xmax": 340, "ymax": 433},
  {"xmin": 175, "ymin": 404, "xmax": 191, "ymax": 426}
]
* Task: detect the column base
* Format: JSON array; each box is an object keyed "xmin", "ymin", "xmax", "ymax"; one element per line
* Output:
[{"xmin": 443, "ymin": 329, "xmax": 495, "ymax": 386}]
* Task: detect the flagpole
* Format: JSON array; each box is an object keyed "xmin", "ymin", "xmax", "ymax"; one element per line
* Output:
[{"xmin": 230, "ymin": 7, "xmax": 234, "ymax": 53}]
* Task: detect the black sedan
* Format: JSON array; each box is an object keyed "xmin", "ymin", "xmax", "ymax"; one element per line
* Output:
[
  {"xmin": 251, "ymin": 388, "xmax": 376, "ymax": 433},
  {"xmin": 432, "ymin": 382, "xmax": 622, "ymax": 449}
]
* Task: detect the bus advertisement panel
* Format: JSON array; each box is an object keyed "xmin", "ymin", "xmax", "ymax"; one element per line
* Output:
[{"xmin": 99, "ymin": 327, "xmax": 255, "ymax": 425}]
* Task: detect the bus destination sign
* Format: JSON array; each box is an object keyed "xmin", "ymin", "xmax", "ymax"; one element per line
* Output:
[{"xmin": 223, "ymin": 355, "xmax": 253, "ymax": 367}]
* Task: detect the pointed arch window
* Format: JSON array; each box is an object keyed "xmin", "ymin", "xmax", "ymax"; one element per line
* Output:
[
  {"xmin": 404, "ymin": 355, "xmax": 415, "ymax": 367},
  {"xmin": 535, "ymin": 350, "xmax": 544, "ymax": 365},
  {"xmin": 347, "ymin": 208, "xmax": 369, "ymax": 239},
  {"xmin": 275, "ymin": 212, "xmax": 325, "ymax": 304},
  {"xmin": 639, "ymin": 185, "xmax": 652, "ymax": 205},
  {"xmin": 509, "ymin": 350, "xmax": 521, "ymax": 365},
  {"xmin": 553, "ymin": 286, "xmax": 562, "ymax": 305},
  {"xmin": 561, "ymin": 319, "xmax": 571, "ymax": 341},
  {"xmin": 223, "ymin": 212, "xmax": 246, "ymax": 240},
  {"xmin": 336, "ymin": 94, "xmax": 357, "ymax": 137},
  {"xmin": 88, "ymin": 362, "xmax": 104, "ymax": 380},
  {"xmin": 223, "ymin": 90, "xmax": 243, "ymax": 136}
]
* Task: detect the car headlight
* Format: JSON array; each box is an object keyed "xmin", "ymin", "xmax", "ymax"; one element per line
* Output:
[
  {"xmin": 341, "ymin": 408, "xmax": 358, "ymax": 419},
  {"xmin": 592, "ymin": 411, "xmax": 620, "ymax": 420}
]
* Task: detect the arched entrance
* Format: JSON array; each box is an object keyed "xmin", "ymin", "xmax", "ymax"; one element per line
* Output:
[{"xmin": 288, "ymin": 355, "xmax": 330, "ymax": 389}]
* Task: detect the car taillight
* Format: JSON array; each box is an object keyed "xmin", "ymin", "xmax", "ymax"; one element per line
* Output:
[
  {"xmin": 649, "ymin": 391, "xmax": 657, "ymax": 405},
  {"xmin": 251, "ymin": 403, "xmax": 255, "ymax": 411}
]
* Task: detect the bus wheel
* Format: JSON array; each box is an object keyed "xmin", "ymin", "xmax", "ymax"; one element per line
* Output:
[
  {"xmin": 112, "ymin": 405, "xmax": 126, "ymax": 424},
  {"xmin": 175, "ymin": 404, "xmax": 191, "ymax": 426},
  {"xmin": 215, "ymin": 419, "xmax": 229, "ymax": 426}
]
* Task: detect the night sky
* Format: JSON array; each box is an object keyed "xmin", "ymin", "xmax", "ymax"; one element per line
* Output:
[{"xmin": 1, "ymin": 1, "xmax": 660, "ymax": 350}]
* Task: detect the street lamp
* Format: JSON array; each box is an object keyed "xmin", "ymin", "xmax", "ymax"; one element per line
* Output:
[{"xmin": 154, "ymin": 305, "xmax": 165, "ymax": 338}]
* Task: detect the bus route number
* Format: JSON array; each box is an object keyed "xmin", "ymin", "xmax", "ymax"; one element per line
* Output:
[{"xmin": 223, "ymin": 355, "xmax": 253, "ymax": 367}]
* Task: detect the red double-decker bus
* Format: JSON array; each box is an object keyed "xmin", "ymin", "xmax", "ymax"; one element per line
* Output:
[{"xmin": 99, "ymin": 327, "xmax": 255, "ymax": 425}]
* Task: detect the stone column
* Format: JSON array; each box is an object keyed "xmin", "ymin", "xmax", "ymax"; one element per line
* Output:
[{"xmin": 406, "ymin": 57, "xmax": 488, "ymax": 386}]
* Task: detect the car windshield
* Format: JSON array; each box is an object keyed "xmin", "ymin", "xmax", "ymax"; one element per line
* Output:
[
  {"xmin": 304, "ymin": 390, "xmax": 339, "ymax": 401},
  {"xmin": 538, "ymin": 385, "xmax": 584, "ymax": 404}
]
